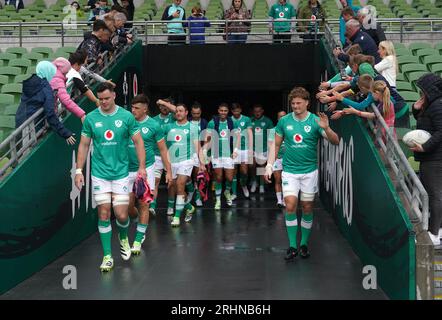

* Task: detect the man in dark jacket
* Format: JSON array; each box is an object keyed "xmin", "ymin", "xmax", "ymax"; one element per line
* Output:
[
  {"xmin": 15, "ymin": 61, "xmax": 75, "ymax": 145},
  {"xmin": 77, "ymin": 20, "xmax": 111, "ymax": 65},
  {"xmin": 335, "ymin": 18, "xmax": 381, "ymax": 64},
  {"xmin": 411, "ymin": 73, "xmax": 442, "ymax": 245}
]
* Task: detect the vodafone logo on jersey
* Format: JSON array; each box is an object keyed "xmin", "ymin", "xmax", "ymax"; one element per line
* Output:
[
  {"xmin": 175, "ymin": 134, "xmax": 182, "ymax": 142},
  {"xmin": 279, "ymin": 12, "xmax": 284, "ymax": 18},
  {"xmin": 104, "ymin": 130, "xmax": 115, "ymax": 141},
  {"xmin": 255, "ymin": 127, "xmax": 262, "ymax": 133},
  {"xmin": 220, "ymin": 130, "xmax": 227, "ymax": 138},
  {"xmin": 293, "ymin": 134, "xmax": 303, "ymax": 144}
]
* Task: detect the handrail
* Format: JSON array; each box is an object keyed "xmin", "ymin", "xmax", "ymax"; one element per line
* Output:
[
  {"xmin": 367, "ymin": 105, "xmax": 429, "ymax": 230},
  {"xmin": 322, "ymin": 24, "xmax": 429, "ymax": 231},
  {"xmin": 0, "ymin": 31, "xmax": 137, "ymax": 180}
]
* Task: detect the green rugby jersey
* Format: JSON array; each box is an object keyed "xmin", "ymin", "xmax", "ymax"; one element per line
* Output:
[
  {"xmin": 163, "ymin": 121, "xmax": 199, "ymax": 164},
  {"xmin": 207, "ymin": 119, "xmax": 238, "ymax": 158},
  {"xmin": 153, "ymin": 113, "xmax": 175, "ymax": 156},
  {"xmin": 231, "ymin": 114, "xmax": 252, "ymax": 151},
  {"xmin": 275, "ymin": 112, "xmax": 325, "ymax": 174},
  {"xmin": 251, "ymin": 115, "xmax": 274, "ymax": 153},
  {"xmin": 81, "ymin": 106, "xmax": 139, "ymax": 180},
  {"xmin": 128, "ymin": 115, "xmax": 164, "ymax": 172}
]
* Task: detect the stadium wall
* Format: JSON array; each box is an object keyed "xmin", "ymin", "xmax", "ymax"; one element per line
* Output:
[
  {"xmin": 0, "ymin": 41, "xmax": 143, "ymax": 295},
  {"xmin": 318, "ymin": 39, "xmax": 416, "ymax": 300}
]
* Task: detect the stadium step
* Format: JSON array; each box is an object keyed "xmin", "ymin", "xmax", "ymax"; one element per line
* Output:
[{"xmin": 434, "ymin": 251, "xmax": 442, "ymax": 300}]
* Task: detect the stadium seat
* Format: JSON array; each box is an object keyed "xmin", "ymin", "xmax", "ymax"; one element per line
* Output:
[
  {"xmin": 0, "ymin": 67, "xmax": 22, "ymax": 82},
  {"xmin": 402, "ymin": 64, "xmax": 427, "ymax": 78},
  {"xmin": 398, "ymin": 55, "xmax": 420, "ymax": 67},
  {"xmin": 408, "ymin": 156, "xmax": 419, "ymax": 173},
  {"xmin": 0, "ymin": 84, "xmax": 22, "ymax": 103},
  {"xmin": 5, "ymin": 47, "xmax": 28, "ymax": 58},
  {"xmin": 0, "ymin": 93, "xmax": 14, "ymax": 107},
  {"xmin": 422, "ymin": 55, "xmax": 442, "ymax": 71},
  {"xmin": 395, "ymin": 81, "xmax": 414, "ymax": 92},
  {"xmin": 22, "ymin": 52, "xmax": 44, "ymax": 66},
  {"xmin": 408, "ymin": 71, "xmax": 429, "ymax": 90},
  {"xmin": 0, "ymin": 53, "xmax": 17, "ymax": 67},
  {"xmin": 434, "ymin": 43, "xmax": 442, "ymax": 54},
  {"xmin": 400, "ymin": 91, "xmax": 421, "ymax": 104},
  {"xmin": 31, "ymin": 47, "xmax": 54, "ymax": 59},
  {"xmin": 415, "ymin": 48, "xmax": 440, "ymax": 63},
  {"xmin": 0, "ymin": 75, "xmax": 8, "ymax": 89},
  {"xmin": 430, "ymin": 63, "xmax": 442, "ymax": 75},
  {"xmin": 396, "ymin": 73, "xmax": 405, "ymax": 81},
  {"xmin": 408, "ymin": 42, "xmax": 432, "ymax": 54},
  {"xmin": 395, "ymin": 47, "xmax": 412, "ymax": 56},
  {"xmin": 8, "ymin": 59, "xmax": 31, "ymax": 74},
  {"xmin": 14, "ymin": 74, "xmax": 31, "ymax": 83}
]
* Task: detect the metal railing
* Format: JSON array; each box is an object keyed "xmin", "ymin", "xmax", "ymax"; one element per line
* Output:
[
  {"xmin": 1, "ymin": 17, "xmax": 442, "ymax": 47},
  {"xmin": 322, "ymin": 25, "xmax": 429, "ymax": 231},
  {"xmin": 0, "ymin": 31, "xmax": 137, "ymax": 180},
  {"xmin": 367, "ymin": 105, "xmax": 429, "ymax": 230}
]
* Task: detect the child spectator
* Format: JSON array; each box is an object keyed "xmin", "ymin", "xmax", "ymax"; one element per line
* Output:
[{"xmin": 188, "ymin": 6, "xmax": 210, "ymax": 45}]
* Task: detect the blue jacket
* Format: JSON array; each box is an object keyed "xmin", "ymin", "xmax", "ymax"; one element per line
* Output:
[
  {"xmin": 338, "ymin": 29, "xmax": 381, "ymax": 64},
  {"xmin": 339, "ymin": 0, "xmax": 360, "ymax": 47},
  {"xmin": 15, "ymin": 74, "xmax": 73, "ymax": 139},
  {"xmin": 188, "ymin": 16, "xmax": 210, "ymax": 44}
]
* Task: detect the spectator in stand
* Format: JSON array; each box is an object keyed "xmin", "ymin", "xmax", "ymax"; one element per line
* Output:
[
  {"xmin": 297, "ymin": 0, "xmax": 326, "ymax": 41},
  {"xmin": 4, "ymin": 0, "xmax": 24, "ymax": 11},
  {"xmin": 338, "ymin": 0, "xmax": 360, "ymax": 47},
  {"xmin": 357, "ymin": 5, "xmax": 386, "ymax": 47},
  {"xmin": 188, "ymin": 6, "xmax": 210, "ymax": 45},
  {"xmin": 225, "ymin": 0, "xmax": 251, "ymax": 44},
  {"xmin": 51, "ymin": 57, "xmax": 86, "ymax": 122},
  {"xmin": 112, "ymin": 0, "xmax": 134, "ymax": 28},
  {"xmin": 77, "ymin": 19, "xmax": 111, "ymax": 65},
  {"xmin": 374, "ymin": 40, "xmax": 397, "ymax": 88},
  {"xmin": 411, "ymin": 73, "xmax": 442, "ymax": 245},
  {"xmin": 268, "ymin": 0, "xmax": 296, "ymax": 44},
  {"xmin": 161, "ymin": 0, "xmax": 186, "ymax": 45},
  {"xmin": 88, "ymin": 0, "xmax": 110, "ymax": 22},
  {"xmin": 334, "ymin": 19, "xmax": 381, "ymax": 64},
  {"xmin": 66, "ymin": 49, "xmax": 116, "ymax": 107},
  {"xmin": 112, "ymin": 12, "xmax": 133, "ymax": 47},
  {"xmin": 71, "ymin": 1, "xmax": 85, "ymax": 19},
  {"xmin": 15, "ymin": 61, "xmax": 76, "ymax": 145}
]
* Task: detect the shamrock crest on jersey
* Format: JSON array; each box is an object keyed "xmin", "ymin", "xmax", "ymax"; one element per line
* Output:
[
  {"xmin": 115, "ymin": 120, "xmax": 122, "ymax": 128},
  {"xmin": 142, "ymin": 127, "xmax": 149, "ymax": 134}
]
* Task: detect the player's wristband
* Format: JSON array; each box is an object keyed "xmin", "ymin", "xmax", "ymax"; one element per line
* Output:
[
  {"xmin": 233, "ymin": 148, "xmax": 239, "ymax": 153},
  {"xmin": 75, "ymin": 168, "xmax": 82, "ymax": 175}
]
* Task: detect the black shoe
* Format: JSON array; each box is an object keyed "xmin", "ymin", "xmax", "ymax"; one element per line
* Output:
[
  {"xmin": 299, "ymin": 245, "xmax": 310, "ymax": 259},
  {"xmin": 284, "ymin": 247, "xmax": 298, "ymax": 261},
  {"xmin": 277, "ymin": 203, "xmax": 284, "ymax": 208}
]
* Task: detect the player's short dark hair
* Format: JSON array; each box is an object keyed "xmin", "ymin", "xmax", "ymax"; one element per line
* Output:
[
  {"xmin": 97, "ymin": 82, "xmax": 115, "ymax": 93},
  {"xmin": 253, "ymin": 103, "xmax": 264, "ymax": 110},
  {"xmin": 231, "ymin": 102, "xmax": 242, "ymax": 110},
  {"xmin": 218, "ymin": 102, "xmax": 229, "ymax": 109},
  {"xmin": 176, "ymin": 103, "xmax": 188, "ymax": 111},
  {"xmin": 131, "ymin": 94, "xmax": 150, "ymax": 106},
  {"xmin": 93, "ymin": 19, "xmax": 110, "ymax": 32},
  {"xmin": 191, "ymin": 101, "xmax": 202, "ymax": 110},
  {"xmin": 69, "ymin": 49, "xmax": 88, "ymax": 65},
  {"xmin": 289, "ymin": 87, "xmax": 310, "ymax": 102}
]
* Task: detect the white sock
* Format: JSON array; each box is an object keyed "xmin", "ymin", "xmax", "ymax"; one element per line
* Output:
[{"xmin": 276, "ymin": 192, "xmax": 282, "ymax": 203}]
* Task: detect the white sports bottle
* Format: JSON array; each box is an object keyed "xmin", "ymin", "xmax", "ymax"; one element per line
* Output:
[{"xmin": 402, "ymin": 129, "xmax": 432, "ymax": 147}]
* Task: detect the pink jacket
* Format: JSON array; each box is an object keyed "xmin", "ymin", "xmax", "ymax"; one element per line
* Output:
[{"xmin": 50, "ymin": 58, "xmax": 85, "ymax": 119}]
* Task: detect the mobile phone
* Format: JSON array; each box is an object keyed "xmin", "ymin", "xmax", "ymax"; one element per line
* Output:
[{"xmin": 339, "ymin": 68, "xmax": 347, "ymax": 79}]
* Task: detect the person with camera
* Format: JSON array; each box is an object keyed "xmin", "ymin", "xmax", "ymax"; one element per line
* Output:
[
  {"xmin": 224, "ymin": 0, "xmax": 251, "ymax": 44},
  {"xmin": 161, "ymin": 0, "xmax": 186, "ymax": 45},
  {"xmin": 188, "ymin": 6, "xmax": 211, "ymax": 44}
]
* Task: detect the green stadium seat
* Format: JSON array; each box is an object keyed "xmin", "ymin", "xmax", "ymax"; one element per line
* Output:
[
  {"xmin": 400, "ymin": 91, "xmax": 421, "ymax": 104},
  {"xmin": 395, "ymin": 47, "xmax": 412, "ymax": 56},
  {"xmin": 408, "ymin": 42, "xmax": 432, "ymax": 54},
  {"xmin": 0, "ymin": 53, "xmax": 17, "ymax": 67},
  {"xmin": 53, "ymin": 50, "xmax": 69, "ymax": 59},
  {"xmin": 22, "ymin": 52, "xmax": 44, "ymax": 66},
  {"xmin": 27, "ymin": 66, "xmax": 36, "ymax": 74},
  {"xmin": 398, "ymin": 55, "xmax": 420, "ymax": 67},
  {"xmin": 0, "ymin": 93, "xmax": 14, "ymax": 107},
  {"xmin": 415, "ymin": 48, "xmax": 440, "ymax": 63},
  {"xmin": 5, "ymin": 47, "xmax": 28, "ymax": 58},
  {"xmin": 394, "ymin": 43, "xmax": 407, "ymax": 50},
  {"xmin": 396, "ymin": 73, "xmax": 405, "ymax": 81},
  {"xmin": 396, "ymin": 81, "xmax": 414, "ymax": 92},
  {"xmin": 422, "ymin": 55, "xmax": 442, "ymax": 71},
  {"xmin": 14, "ymin": 74, "xmax": 31, "ymax": 83},
  {"xmin": 0, "ymin": 115, "xmax": 16, "ymax": 129},
  {"xmin": 408, "ymin": 156, "xmax": 419, "ymax": 173},
  {"xmin": 57, "ymin": 46, "xmax": 77, "ymax": 55},
  {"xmin": 0, "ymin": 66, "xmax": 22, "ymax": 82},
  {"xmin": 0, "ymin": 83, "xmax": 22, "ymax": 100},
  {"xmin": 434, "ymin": 43, "xmax": 442, "ymax": 54},
  {"xmin": 31, "ymin": 47, "xmax": 54, "ymax": 58},
  {"xmin": 402, "ymin": 64, "xmax": 427, "ymax": 78},
  {"xmin": 408, "ymin": 71, "xmax": 429, "ymax": 90},
  {"xmin": 8, "ymin": 58, "xmax": 31, "ymax": 73},
  {"xmin": 429, "ymin": 63, "xmax": 442, "ymax": 76},
  {"xmin": 3, "ymin": 104, "xmax": 19, "ymax": 116}
]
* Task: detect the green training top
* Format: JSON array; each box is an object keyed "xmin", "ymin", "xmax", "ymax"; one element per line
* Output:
[
  {"xmin": 251, "ymin": 115, "xmax": 274, "ymax": 153},
  {"xmin": 128, "ymin": 115, "xmax": 164, "ymax": 172},
  {"xmin": 81, "ymin": 106, "xmax": 139, "ymax": 180},
  {"xmin": 163, "ymin": 120, "xmax": 199, "ymax": 164},
  {"xmin": 275, "ymin": 112, "xmax": 325, "ymax": 174},
  {"xmin": 231, "ymin": 114, "xmax": 252, "ymax": 151}
]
